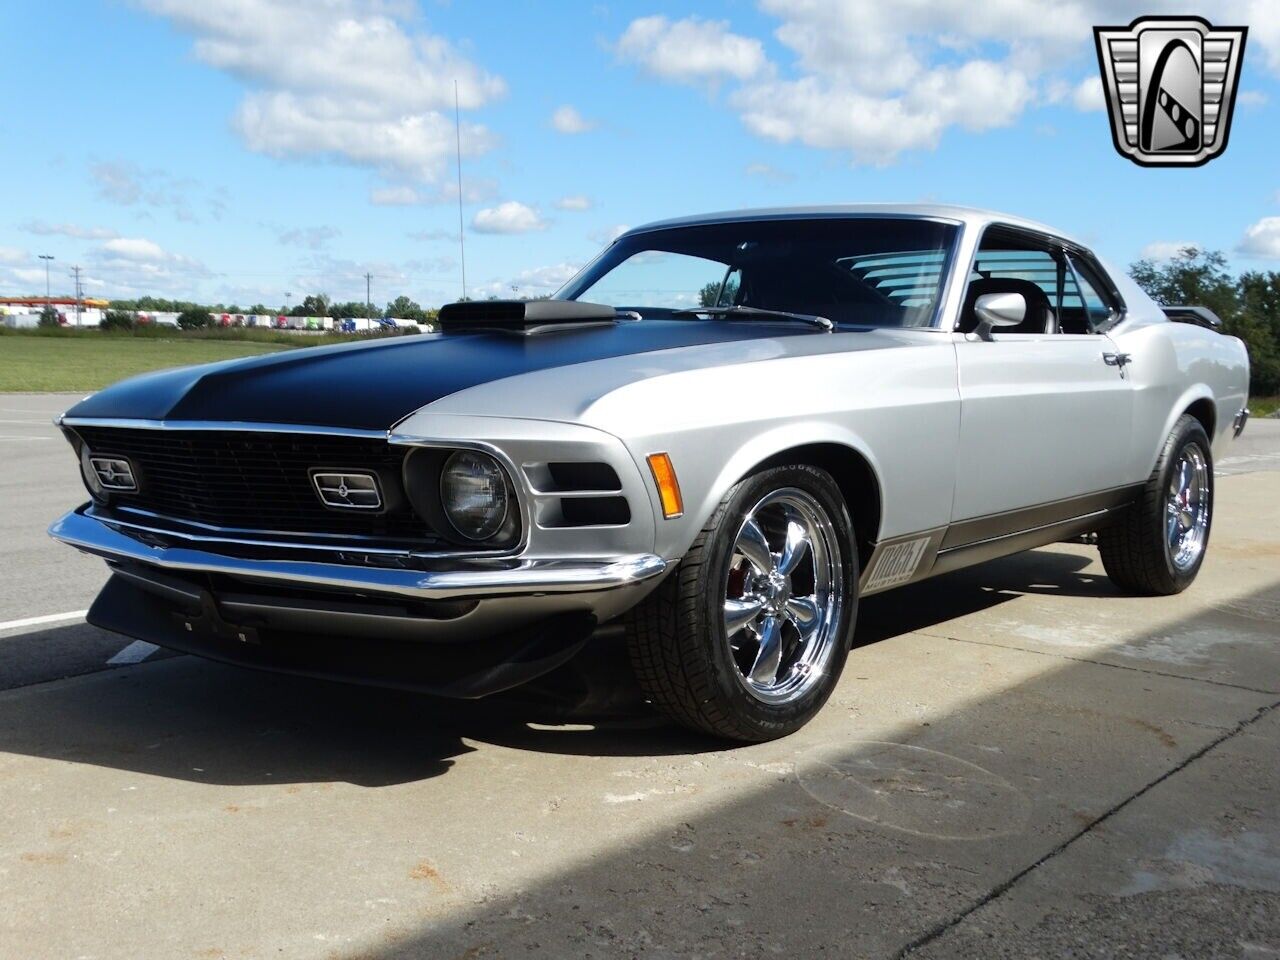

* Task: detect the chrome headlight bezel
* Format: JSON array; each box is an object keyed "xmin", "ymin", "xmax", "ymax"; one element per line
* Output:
[
  {"xmin": 438, "ymin": 449, "xmax": 513, "ymax": 542},
  {"xmin": 79, "ymin": 442, "xmax": 105, "ymax": 500}
]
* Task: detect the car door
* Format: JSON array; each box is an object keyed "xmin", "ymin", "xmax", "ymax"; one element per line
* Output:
[{"xmin": 950, "ymin": 228, "xmax": 1134, "ymax": 526}]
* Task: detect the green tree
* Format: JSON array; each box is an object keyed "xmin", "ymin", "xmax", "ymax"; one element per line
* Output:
[
  {"xmin": 1128, "ymin": 248, "xmax": 1280, "ymax": 395},
  {"xmin": 38, "ymin": 305, "xmax": 60, "ymax": 327},
  {"xmin": 384, "ymin": 295, "xmax": 427, "ymax": 321},
  {"xmin": 100, "ymin": 309, "xmax": 135, "ymax": 331},
  {"xmin": 176, "ymin": 307, "xmax": 212, "ymax": 329},
  {"xmin": 697, "ymin": 276, "xmax": 739, "ymax": 307},
  {"xmin": 1128, "ymin": 247, "xmax": 1240, "ymax": 320},
  {"xmin": 295, "ymin": 293, "xmax": 330, "ymax": 317},
  {"xmin": 328, "ymin": 301, "xmax": 360, "ymax": 319},
  {"xmin": 1237, "ymin": 270, "xmax": 1280, "ymax": 395}
]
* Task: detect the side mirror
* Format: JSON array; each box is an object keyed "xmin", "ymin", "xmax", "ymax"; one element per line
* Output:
[{"xmin": 972, "ymin": 292, "xmax": 1026, "ymax": 341}]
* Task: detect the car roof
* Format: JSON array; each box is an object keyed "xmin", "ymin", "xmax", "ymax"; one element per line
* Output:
[{"xmin": 621, "ymin": 204, "xmax": 1084, "ymax": 248}]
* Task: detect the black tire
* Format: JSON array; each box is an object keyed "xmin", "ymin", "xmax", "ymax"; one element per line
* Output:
[
  {"xmin": 1099, "ymin": 414, "xmax": 1213, "ymax": 596},
  {"xmin": 624, "ymin": 464, "xmax": 858, "ymax": 742}
]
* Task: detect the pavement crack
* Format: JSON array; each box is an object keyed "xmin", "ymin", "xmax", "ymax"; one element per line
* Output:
[
  {"xmin": 919, "ymin": 631, "xmax": 1280, "ymax": 696},
  {"xmin": 893, "ymin": 696, "xmax": 1280, "ymax": 958}
]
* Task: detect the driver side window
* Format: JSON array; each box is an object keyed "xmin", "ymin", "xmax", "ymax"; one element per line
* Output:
[{"xmin": 959, "ymin": 230, "xmax": 1066, "ymax": 335}]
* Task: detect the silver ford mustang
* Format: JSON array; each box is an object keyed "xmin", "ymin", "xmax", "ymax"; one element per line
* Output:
[{"xmin": 49, "ymin": 205, "xmax": 1251, "ymax": 741}]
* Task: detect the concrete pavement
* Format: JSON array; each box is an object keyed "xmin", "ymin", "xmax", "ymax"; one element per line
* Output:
[{"xmin": 0, "ymin": 395, "xmax": 1277, "ymax": 958}]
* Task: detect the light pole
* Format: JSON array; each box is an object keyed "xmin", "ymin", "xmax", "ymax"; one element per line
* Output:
[{"xmin": 38, "ymin": 254, "xmax": 54, "ymax": 301}]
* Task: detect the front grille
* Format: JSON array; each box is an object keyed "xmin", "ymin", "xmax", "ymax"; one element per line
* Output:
[{"xmin": 74, "ymin": 427, "xmax": 440, "ymax": 543}]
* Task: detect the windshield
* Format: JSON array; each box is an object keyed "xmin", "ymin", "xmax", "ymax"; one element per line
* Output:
[{"xmin": 558, "ymin": 217, "xmax": 959, "ymax": 328}]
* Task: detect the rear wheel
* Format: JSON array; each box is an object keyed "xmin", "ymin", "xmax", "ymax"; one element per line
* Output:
[
  {"xmin": 1099, "ymin": 414, "xmax": 1213, "ymax": 595},
  {"xmin": 624, "ymin": 464, "xmax": 858, "ymax": 741}
]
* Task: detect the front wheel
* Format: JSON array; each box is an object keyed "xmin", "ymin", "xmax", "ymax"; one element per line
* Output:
[
  {"xmin": 1099, "ymin": 414, "xmax": 1213, "ymax": 595},
  {"xmin": 624, "ymin": 464, "xmax": 858, "ymax": 741}
]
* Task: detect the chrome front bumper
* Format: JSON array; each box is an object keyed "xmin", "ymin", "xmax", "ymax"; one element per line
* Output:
[{"xmin": 49, "ymin": 506, "xmax": 669, "ymax": 602}]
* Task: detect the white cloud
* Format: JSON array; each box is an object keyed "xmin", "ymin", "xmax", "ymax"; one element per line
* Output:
[
  {"xmin": 734, "ymin": 60, "xmax": 1032, "ymax": 163},
  {"xmin": 370, "ymin": 185, "xmax": 424, "ymax": 206},
  {"xmin": 0, "ymin": 246, "xmax": 29, "ymax": 264},
  {"xmin": 744, "ymin": 162, "xmax": 794, "ymax": 182},
  {"xmin": 589, "ymin": 224, "xmax": 630, "ymax": 245},
  {"xmin": 407, "ymin": 228, "xmax": 459, "ymax": 242},
  {"xmin": 1238, "ymin": 90, "xmax": 1269, "ymax": 108},
  {"xmin": 86, "ymin": 236, "xmax": 209, "ymax": 296},
  {"xmin": 1237, "ymin": 217, "xmax": 1280, "ymax": 259},
  {"xmin": 472, "ymin": 201, "xmax": 546, "ymax": 234},
  {"xmin": 472, "ymin": 262, "xmax": 581, "ymax": 299},
  {"xmin": 616, "ymin": 16, "xmax": 767, "ymax": 83},
  {"xmin": 20, "ymin": 220, "xmax": 119, "ymax": 240},
  {"xmin": 136, "ymin": 0, "xmax": 505, "ymax": 183},
  {"xmin": 555, "ymin": 195, "xmax": 593, "ymax": 211},
  {"xmin": 551, "ymin": 105, "xmax": 596, "ymax": 134},
  {"xmin": 100, "ymin": 237, "xmax": 169, "ymax": 262},
  {"xmin": 96, "ymin": 236, "xmax": 205, "ymax": 272},
  {"xmin": 1140, "ymin": 241, "xmax": 1197, "ymax": 261},
  {"xmin": 371, "ymin": 177, "xmax": 499, "ymax": 207},
  {"xmin": 235, "ymin": 92, "xmax": 497, "ymax": 183},
  {"xmin": 278, "ymin": 226, "xmax": 340, "ymax": 249},
  {"xmin": 1072, "ymin": 75, "xmax": 1105, "ymax": 112},
  {"xmin": 89, "ymin": 160, "xmax": 208, "ymax": 221},
  {"xmin": 90, "ymin": 160, "xmax": 145, "ymax": 205},
  {"xmin": 9, "ymin": 267, "xmax": 48, "ymax": 285},
  {"xmin": 614, "ymin": 1, "xmax": 1280, "ymax": 166}
]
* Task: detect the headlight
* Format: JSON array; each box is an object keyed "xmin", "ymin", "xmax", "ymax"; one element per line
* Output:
[
  {"xmin": 79, "ymin": 444, "xmax": 104, "ymax": 499},
  {"xmin": 439, "ymin": 450, "xmax": 509, "ymax": 540}
]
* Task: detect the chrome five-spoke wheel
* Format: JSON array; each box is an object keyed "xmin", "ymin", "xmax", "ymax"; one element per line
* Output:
[
  {"xmin": 624, "ymin": 463, "xmax": 856, "ymax": 740},
  {"xmin": 1099, "ymin": 414, "xmax": 1213, "ymax": 596},
  {"xmin": 723, "ymin": 488, "xmax": 844, "ymax": 704},
  {"xmin": 1167, "ymin": 442, "xmax": 1210, "ymax": 571}
]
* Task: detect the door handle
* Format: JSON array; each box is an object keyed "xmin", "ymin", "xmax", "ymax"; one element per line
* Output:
[{"xmin": 1103, "ymin": 352, "xmax": 1131, "ymax": 367}]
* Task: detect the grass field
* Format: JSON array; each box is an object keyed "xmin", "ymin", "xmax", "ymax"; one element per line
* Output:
[
  {"xmin": 1252, "ymin": 396, "xmax": 1280, "ymax": 418},
  {"xmin": 0, "ymin": 326, "xmax": 420, "ymax": 392},
  {"xmin": 0, "ymin": 333, "xmax": 291, "ymax": 392}
]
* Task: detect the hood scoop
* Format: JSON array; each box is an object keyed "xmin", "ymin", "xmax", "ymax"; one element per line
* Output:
[{"xmin": 438, "ymin": 299, "xmax": 619, "ymax": 336}]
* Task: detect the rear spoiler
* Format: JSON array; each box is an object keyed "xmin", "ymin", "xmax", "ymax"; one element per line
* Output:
[{"xmin": 1162, "ymin": 305, "xmax": 1223, "ymax": 331}]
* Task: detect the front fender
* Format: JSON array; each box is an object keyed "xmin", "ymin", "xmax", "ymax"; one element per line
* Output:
[{"xmin": 620, "ymin": 420, "xmax": 890, "ymax": 564}]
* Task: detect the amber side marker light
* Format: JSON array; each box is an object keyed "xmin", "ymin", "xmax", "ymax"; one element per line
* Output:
[{"xmin": 646, "ymin": 452, "xmax": 684, "ymax": 519}]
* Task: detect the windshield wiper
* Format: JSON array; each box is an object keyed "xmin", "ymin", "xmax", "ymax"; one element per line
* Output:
[{"xmin": 670, "ymin": 305, "xmax": 834, "ymax": 333}]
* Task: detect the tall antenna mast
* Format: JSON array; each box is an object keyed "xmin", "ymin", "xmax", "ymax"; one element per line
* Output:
[{"xmin": 454, "ymin": 79, "xmax": 467, "ymax": 300}]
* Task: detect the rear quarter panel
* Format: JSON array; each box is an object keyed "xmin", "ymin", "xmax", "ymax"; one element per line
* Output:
[{"xmin": 1112, "ymin": 319, "xmax": 1250, "ymax": 477}]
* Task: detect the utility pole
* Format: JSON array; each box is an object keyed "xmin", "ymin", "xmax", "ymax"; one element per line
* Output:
[
  {"xmin": 38, "ymin": 254, "xmax": 54, "ymax": 301},
  {"xmin": 71, "ymin": 265, "xmax": 82, "ymax": 328},
  {"xmin": 365, "ymin": 271, "xmax": 373, "ymax": 321}
]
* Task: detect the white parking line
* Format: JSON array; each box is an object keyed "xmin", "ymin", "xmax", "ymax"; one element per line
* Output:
[
  {"xmin": 0, "ymin": 610, "xmax": 88, "ymax": 632},
  {"xmin": 0, "ymin": 419, "xmax": 49, "ymax": 424},
  {"xmin": 0, "ymin": 436, "xmax": 53, "ymax": 441},
  {"xmin": 106, "ymin": 640, "xmax": 160, "ymax": 665}
]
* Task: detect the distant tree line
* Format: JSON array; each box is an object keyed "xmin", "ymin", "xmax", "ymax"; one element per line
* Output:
[
  {"xmin": 1129, "ymin": 248, "xmax": 1280, "ymax": 396},
  {"xmin": 105, "ymin": 292, "xmax": 439, "ymax": 329}
]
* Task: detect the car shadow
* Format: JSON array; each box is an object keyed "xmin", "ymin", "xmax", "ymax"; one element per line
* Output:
[
  {"xmin": 855, "ymin": 546, "xmax": 1108, "ymax": 645},
  {"xmin": 0, "ymin": 547, "xmax": 1113, "ymax": 788}
]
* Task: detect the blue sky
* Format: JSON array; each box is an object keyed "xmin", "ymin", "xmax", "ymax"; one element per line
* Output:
[{"xmin": 1, "ymin": 0, "xmax": 1277, "ymax": 310}]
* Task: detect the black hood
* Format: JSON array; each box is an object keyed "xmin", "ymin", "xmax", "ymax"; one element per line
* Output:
[{"xmin": 65, "ymin": 320, "xmax": 813, "ymax": 431}]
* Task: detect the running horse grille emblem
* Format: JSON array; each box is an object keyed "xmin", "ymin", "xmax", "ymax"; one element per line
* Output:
[
  {"xmin": 311, "ymin": 471, "xmax": 383, "ymax": 510},
  {"xmin": 1094, "ymin": 16, "xmax": 1247, "ymax": 167}
]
